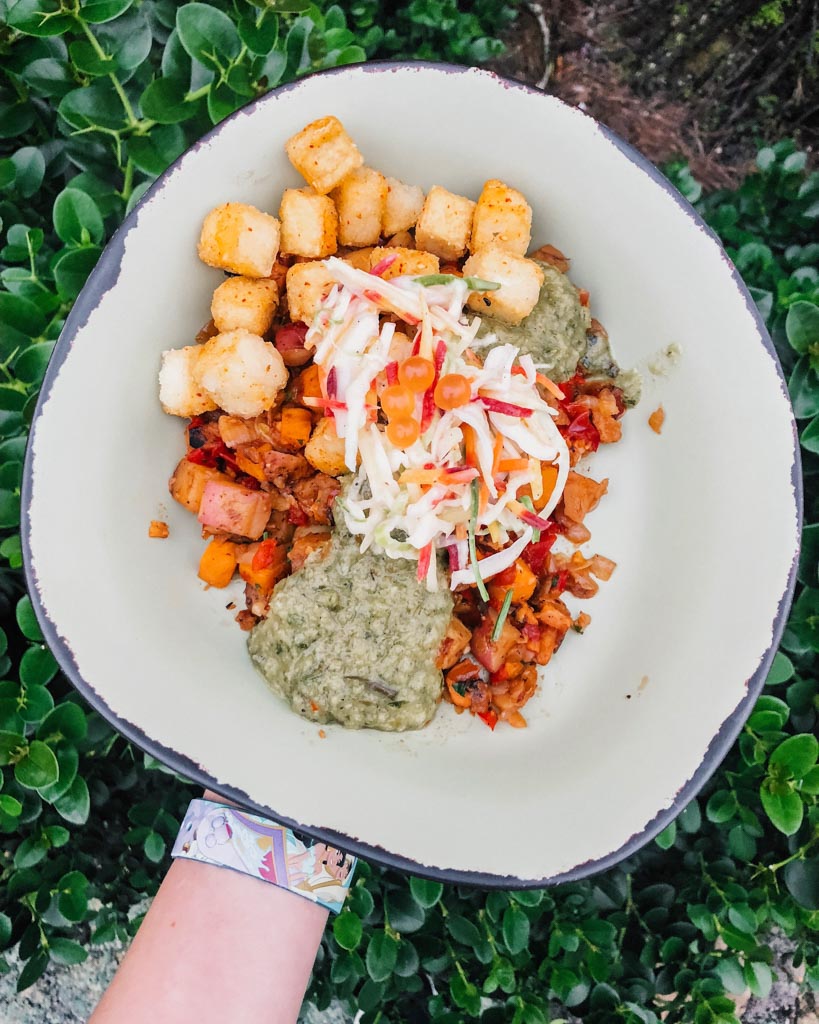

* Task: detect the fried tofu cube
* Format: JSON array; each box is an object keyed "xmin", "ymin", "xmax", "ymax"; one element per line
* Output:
[
  {"xmin": 470, "ymin": 179, "xmax": 532, "ymax": 256},
  {"xmin": 332, "ymin": 167, "xmax": 388, "ymax": 247},
  {"xmin": 382, "ymin": 177, "xmax": 425, "ymax": 236},
  {"xmin": 385, "ymin": 230, "xmax": 414, "ymax": 248},
  {"xmin": 463, "ymin": 248, "xmax": 544, "ymax": 325},
  {"xmin": 285, "ymin": 116, "xmax": 364, "ymax": 195},
  {"xmin": 341, "ymin": 247, "xmax": 375, "ymax": 271},
  {"xmin": 198, "ymin": 203, "xmax": 280, "ymax": 278},
  {"xmin": 159, "ymin": 346, "xmax": 217, "ymax": 418},
  {"xmin": 414, "ymin": 186, "xmax": 475, "ymax": 261},
  {"xmin": 211, "ymin": 277, "xmax": 279, "ymax": 335},
  {"xmin": 304, "ymin": 417, "xmax": 348, "ymax": 476},
  {"xmin": 279, "ymin": 187, "xmax": 338, "ymax": 258},
  {"xmin": 285, "ymin": 261, "xmax": 337, "ymax": 325},
  {"xmin": 194, "ymin": 330, "xmax": 287, "ymax": 418},
  {"xmin": 369, "ymin": 247, "xmax": 439, "ymax": 280}
]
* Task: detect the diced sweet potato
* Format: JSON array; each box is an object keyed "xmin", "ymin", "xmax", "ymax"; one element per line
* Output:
[
  {"xmin": 487, "ymin": 560, "xmax": 537, "ymax": 605},
  {"xmin": 198, "ymin": 203, "xmax": 280, "ymax": 278},
  {"xmin": 304, "ymin": 417, "xmax": 347, "ymax": 476},
  {"xmin": 285, "ymin": 116, "xmax": 364, "ymax": 195},
  {"xmin": 198, "ymin": 538, "xmax": 238, "ymax": 588}
]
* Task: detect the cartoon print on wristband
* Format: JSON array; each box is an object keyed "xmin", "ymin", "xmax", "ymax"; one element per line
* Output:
[{"xmin": 172, "ymin": 799, "xmax": 356, "ymax": 913}]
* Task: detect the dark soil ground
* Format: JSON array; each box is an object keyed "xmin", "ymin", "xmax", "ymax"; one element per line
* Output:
[{"xmin": 488, "ymin": 0, "xmax": 818, "ymax": 189}]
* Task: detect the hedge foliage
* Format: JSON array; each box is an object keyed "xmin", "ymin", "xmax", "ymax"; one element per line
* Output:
[{"xmin": 1, "ymin": 2, "xmax": 818, "ymax": 1019}]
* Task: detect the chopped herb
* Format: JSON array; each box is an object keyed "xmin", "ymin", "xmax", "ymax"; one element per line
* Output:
[
  {"xmin": 452, "ymin": 681, "xmax": 469, "ymax": 697},
  {"xmin": 469, "ymin": 480, "xmax": 489, "ymax": 601},
  {"xmin": 464, "ymin": 276, "xmax": 501, "ymax": 292},
  {"xmin": 519, "ymin": 496, "xmax": 540, "ymax": 541},
  {"xmin": 414, "ymin": 273, "xmax": 456, "ymax": 286},
  {"xmin": 492, "ymin": 589, "xmax": 513, "ymax": 642},
  {"xmin": 413, "ymin": 273, "xmax": 500, "ymax": 292}
]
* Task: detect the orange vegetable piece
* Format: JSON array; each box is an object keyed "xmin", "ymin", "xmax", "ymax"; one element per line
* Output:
[
  {"xmin": 234, "ymin": 452, "xmax": 267, "ymax": 482},
  {"xmin": 280, "ymin": 406, "xmax": 313, "ymax": 447},
  {"xmin": 561, "ymin": 470, "xmax": 608, "ymax": 523},
  {"xmin": 648, "ymin": 405, "xmax": 665, "ymax": 434},
  {"xmin": 293, "ymin": 365, "xmax": 322, "ymax": 406},
  {"xmin": 148, "ymin": 520, "xmax": 169, "ymax": 539},
  {"xmin": 198, "ymin": 538, "xmax": 237, "ymax": 588},
  {"xmin": 488, "ymin": 559, "xmax": 537, "ymax": 605},
  {"xmin": 239, "ymin": 562, "xmax": 279, "ymax": 594}
]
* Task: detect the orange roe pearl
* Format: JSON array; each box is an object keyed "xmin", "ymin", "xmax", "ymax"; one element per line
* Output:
[
  {"xmin": 398, "ymin": 356, "xmax": 435, "ymax": 393},
  {"xmin": 434, "ymin": 373, "xmax": 471, "ymax": 410}
]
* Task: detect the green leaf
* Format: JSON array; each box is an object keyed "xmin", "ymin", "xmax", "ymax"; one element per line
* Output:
[
  {"xmin": 715, "ymin": 956, "xmax": 745, "ymax": 994},
  {"xmin": 17, "ymin": 951, "xmax": 49, "ymax": 991},
  {"xmin": 333, "ymin": 911, "xmax": 362, "ymax": 951},
  {"xmin": 655, "ymin": 821, "xmax": 676, "ymax": 849},
  {"xmin": 22, "ymin": 58, "xmax": 75, "ymax": 99},
  {"xmin": 0, "ymin": 730, "xmax": 26, "ymax": 765},
  {"xmin": 728, "ymin": 825, "xmax": 756, "ymax": 862},
  {"xmin": 54, "ymin": 774, "xmax": 90, "ymax": 824},
  {"xmin": 44, "ymin": 825, "xmax": 70, "ymax": 847},
  {"xmin": 80, "ymin": 0, "xmax": 133, "ymax": 23},
  {"xmin": 783, "ymin": 857, "xmax": 819, "ymax": 910},
  {"xmin": 15, "ymin": 739, "xmax": 59, "ymax": 788},
  {"xmin": 0, "ymin": 795, "xmax": 23, "ymax": 816},
  {"xmin": 238, "ymin": 10, "xmax": 280, "ymax": 54},
  {"xmin": 176, "ymin": 3, "xmax": 241, "ymax": 71},
  {"xmin": 127, "ymin": 125, "xmax": 186, "ymax": 177},
  {"xmin": 760, "ymin": 780, "xmax": 803, "ymax": 835},
  {"xmin": 53, "ymin": 187, "xmax": 104, "ymax": 245},
  {"xmin": 447, "ymin": 914, "xmax": 481, "ymax": 949},
  {"xmin": 16, "ymin": 596, "xmax": 44, "ymax": 642},
  {"xmin": 38, "ymin": 743, "xmax": 78, "ymax": 802},
  {"xmin": 800, "ymin": 413, "xmax": 819, "ymax": 454},
  {"xmin": 39, "ymin": 702, "xmax": 88, "ymax": 743},
  {"xmin": 766, "ymin": 651, "xmax": 795, "ymax": 685},
  {"xmin": 57, "ymin": 869, "xmax": 89, "ymax": 921},
  {"xmin": 502, "ymin": 903, "xmax": 529, "ymax": 955},
  {"xmin": 14, "ymin": 342, "xmax": 55, "ymax": 385},
  {"xmin": 144, "ymin": 831, "xmax": 166, "ymax": 862},
  {"xmin": 394, "ymin": 939, "xmax": 419, "ymax": 978},
  {"xmin": 53, "ymin": 247, "xmax": 101, "ymax": 302},
  {"xmin": 744, "ymin": 961, "xmax": 772, "ymax": 999},
  {"xmin": 14, "ymin": 834, "xmax": 49, "ymax": 868},
  {"xmin": 0, "ymin": 292, "xmax": 47, "ymax": 335},
  {"xmin": 19, "ymin": 646, "xmax": 58, "ymax": 688},
  {"xmin": 450, "ymin": 972, "xmax": 481, "ymax": 1015},
  {"xmin": 0, "ymin": 912, "xmax": 11, "ymax": 948},
  {"xmin": 365, "ymin": 930, "xmax": 398, "ymax": 982},
  {"xmin": 706, "ymin": 789, "xmax": 737, "ymax": 824},
  {"xmin": 139, "ymin": 77, "xmax": 195, "ymax": 125},
  {"xmin": 770, "ymin": 734, "xmax": 818, "ymax": 778},
  {"xmin": 800, "ymin": 765, "xmax": 819, "ymax": 794},
  {"xmin": 409, "ymin": 876, "xmax": 443, "ymax": 908},
  {"xmin": 726, "ymin": 903, "xmax": 756, "ymax": 935},
  {"xmin": 207, "ymin": 80, "xmax": 244, "ymax": 124},
  {"xmin": 786, "ymin": 301, "xmax": 819, "ymax": 354},
  {"xmin": 7, "ymin": 0, "xmax": 73, "ymax": 35},
  {"xmin": 0, "ymin": 490, "xmax": 20, "ymax": 529},
  {"xmin": 18, "ymin": 686, "xmax": 54, "ymax": 725},
  {"xmin": 384, "ymin": 890, "xmax": 424, "ymax": 934},
  {"xmin": 49, "ymin": 937, "xmax": 88, "ymax": 965},
  {"xmin": 59, "ymin": 80, "xmax": 126, "ymax": 131}
]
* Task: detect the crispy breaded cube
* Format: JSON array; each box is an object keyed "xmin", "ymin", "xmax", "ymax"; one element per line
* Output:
[
  {"xmin": 285, "ymin": 116, "xmax": 364, "ymax": 195},
  {"xmin": 382, "ymin": 177, "xmax": 425, "ymax": 236},
  {"xmin": 285, "ymin": 261, "xmax": 337, "ymax": 325},
  {"xmin": 211, "ymin": 277, "xmax": 279, "ymax": 335},
  {"xmin": 194, "ymin": 330, "xmax": 287, "ymax": 418},
  {"xmin": 341, "ymin": 247, "xmax": 375, "ymax": 271},
  {"xmin": 463, "ymin": 248, "xmax": 544, "ymax": 325},
  {"xmin": 279, "ymin": 187, "xmax": 338, "ymax": 258},
  {"xmin": 304, "ymin": 417, "xmax": 348, "ymax": 476},
  {"xmin": 198, "ymin": 203, "xmax": 280, "ymax": 278},
  {"xmin": 414, "ymin": 186, "xmax": 475, "ymax": 261},
  {"xmin": 159, "ymin": 346, "xmax": 217, "ymax": 418},
  {"xmin": 385, "ymin": 230, "xmax": 414, "ymax": 248},
  {"xmin": 470, "ymin": 179, "xmax": 532, "ymax": 256},
  {"xmin": 369, "ymin": 247, "xmax": 439, "ymax": 280},
  {"xmin": 332, "ymin": 167, "xmax": 388, "ymax": 247}
]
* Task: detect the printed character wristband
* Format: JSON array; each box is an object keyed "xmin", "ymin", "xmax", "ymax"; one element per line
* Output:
[{"xmin": 171, "ymin": 798, "xmax": 357, "ymax": 914}]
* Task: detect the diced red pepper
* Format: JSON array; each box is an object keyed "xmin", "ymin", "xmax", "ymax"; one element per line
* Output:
[
  {"xmin": 417, "ymin": 542, "xmax": 432, "ymax": 582},
  {"xmin": 521, "ymin": 531, "xmax": 557, "ymax": 575},
  {"xmin": 420, "ymin": 387, "xmax": 436, "ymax": 433},
  {"xmin": 434, "ymin": 339, "xmax": 447, "ymax": 375},
  {"xmin": 252, "ymin": 538, "xmax": 280, "ymax": 571},
  {"xmin": 565, "ymin": 409, "xmax": 600, "ymax": 452},
  {"xmin": 478, "ymin": 709, "xmax": 498, "ymax": 730}
]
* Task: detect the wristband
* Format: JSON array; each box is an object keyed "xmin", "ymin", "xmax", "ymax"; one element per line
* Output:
[{"xmin": 171, "ymin": 798, "xmax": 357, "ymax": 914}]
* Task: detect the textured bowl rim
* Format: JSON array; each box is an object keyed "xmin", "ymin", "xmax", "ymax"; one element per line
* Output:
[{"xmin": 21, "ymin": 60, "xmax": 802, "ymax": 889}]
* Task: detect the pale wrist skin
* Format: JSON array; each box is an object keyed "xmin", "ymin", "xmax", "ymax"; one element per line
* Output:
[{"xmin": 90, "ymin": 792, "xmax": 328, "ymax": 1024}]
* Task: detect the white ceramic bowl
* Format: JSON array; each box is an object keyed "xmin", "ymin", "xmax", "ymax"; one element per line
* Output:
[{"xmin": 23, "ymin": 63, "xmax": 800, "ymax": 886}]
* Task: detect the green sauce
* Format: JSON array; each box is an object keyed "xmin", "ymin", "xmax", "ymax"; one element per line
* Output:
[{"xmin": 248, "ymin": 528, "xmax": 453, "ymax": 731}]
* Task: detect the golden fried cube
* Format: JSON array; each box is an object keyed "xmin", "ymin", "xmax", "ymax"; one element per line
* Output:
[
  {"xmin": 279, "ymin": 187, "xmax": 338, "ymax": 258},
  {"xmin": 470, "ymin": 179, "xmax": 532, "ymax": 256},
  {"xmin": 211, "ymin": 277, "xmax": 279, "ymax": 335},
  {"xmin": 414, "ymin": 186, "xmax": 475, "ymax": 261},
  {"xmin": 197, "ymin": 202, "xmax": 280, "ymax": 278},
  {"xmin": 332, "ymin": 167, "xmax": 388, "ymax": 248},
  {"xmin": 463, "ymin": 248, "xmax": 544, "ymax": 325},
  {"xmin": 285, "ymin": 261, "xmax": 337, "ymax": 325},
  {"xmin": 369, "ymin": 247, "xmax": 439, "ymax": 280},
  {"xmin": 341, "ymin": 247, "xmax": 375, "ymax": 271},
  {"xmin": 285, "ymin": 116, "xmax": 364, "ymax": 195},
  {"xmin": 382, "ymin": 177, "xmax": 425, "ymax": 237}
]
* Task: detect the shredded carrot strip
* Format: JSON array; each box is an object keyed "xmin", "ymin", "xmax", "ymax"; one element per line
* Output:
[
  {"xmin": 491, "ymin": 432, "xmax": 504, "ymax": 478},
  {"xmin": 479, "ymin": 480, "xmax": 489, "ymax": 515},
  {"xmin": 536, "ymin": 372, "xmax": 565, "ymax": 400},
  {"xmin": 462, "ymin": 424, "xmax": 477, "ymax": 468},
  {"xmin": 498, "ymin": 458, "xmax": 529, "ymax": 473}
]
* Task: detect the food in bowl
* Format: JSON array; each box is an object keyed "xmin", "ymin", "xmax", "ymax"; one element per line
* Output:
[{"xmin": 158, "ymin": 115, "xmax": 639, "ymax": 732}]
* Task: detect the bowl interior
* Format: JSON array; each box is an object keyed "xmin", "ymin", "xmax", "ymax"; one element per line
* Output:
[{"xmin": 24, "ymin": 64, "xmax": 799, "ymax": 884}]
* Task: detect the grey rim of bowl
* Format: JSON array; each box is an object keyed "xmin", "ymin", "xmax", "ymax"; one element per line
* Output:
[{"xmin": 21, "ymin": 60, "xmax": 803, "ymax": 889}]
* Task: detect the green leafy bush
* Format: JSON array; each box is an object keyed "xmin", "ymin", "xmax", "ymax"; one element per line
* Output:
[{"xmin": 1, "ymin": 4, "xmax": 818, "ymax": 1019}]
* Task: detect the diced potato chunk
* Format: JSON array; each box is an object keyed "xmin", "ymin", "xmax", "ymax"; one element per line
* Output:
[
  {"xmin": 463, "ymin": 248, "xmax": 544, "ymax": 325},
  {"xmin": 285, "ymin": 115, "xmax": 364, "ymax": 195},
  {"xmin": 198, "ymin": 203, "xmax": 280, "ymax": 278},
  {"xmin": 304, "ymin": 417, "xmax": 348, "ymax": 476},
  {"xmin": 369, "ymin": 247, "xmax": 439, "ymax": 280},
  {"xmin": 285, "ymin": 261, "xmax": 337, "ymax": 325},
  {"xmin": 332, "ymin": 167, "xmax": 388, "ymax": 247},
  {"xmin": 159, "ymin": 346, "xmax": 217, "ymax": 418},
  {"xmin": 414, "ymin": 186, "xmax": 475, "ymax": 261},
  {"xmin": 382, "ymin": 177, "xmax": 424, "ymax": 236},
  {"xmin": 341, "ymin": 247, "xmax": 375, "ymax": 271},
  {"xmin": 470, "ymin": 179, "xmax": 532, "ymax": 256},
  {"xmin": 279, "ymin": 187, "xmax": 338, "ymax": 258},
  {"xmin": 194, "ymin": 330, "xmax": 287, "ymax": 418},
  {"xmin": 169, "ymin": 458, "xmax": 231, "ymax": 514},
  {"xmin": 211, "ymin": 277, "xmax": 279, "ymax": 335}
]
